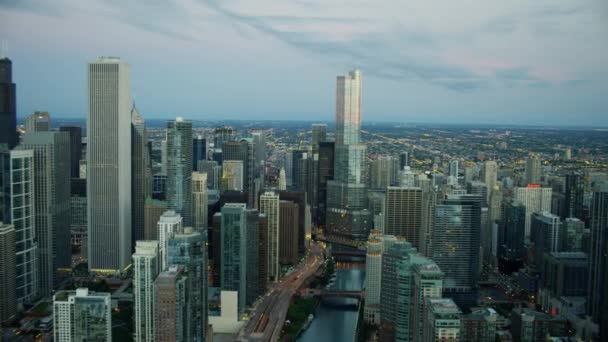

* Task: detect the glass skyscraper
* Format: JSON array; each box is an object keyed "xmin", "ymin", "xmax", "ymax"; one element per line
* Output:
[{"xmin": 166, "ymin": 117, "xmax": 193, "ymax": 226}]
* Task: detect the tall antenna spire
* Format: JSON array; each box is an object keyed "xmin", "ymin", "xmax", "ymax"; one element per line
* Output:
[{"xmin": 0, "ymin": 39, "xmax": 7, "ymax": 59}]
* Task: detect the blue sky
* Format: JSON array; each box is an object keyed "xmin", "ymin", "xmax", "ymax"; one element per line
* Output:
[{"xmin": 1, "ymin": 0, "xmax": 607, "ymax": 125}]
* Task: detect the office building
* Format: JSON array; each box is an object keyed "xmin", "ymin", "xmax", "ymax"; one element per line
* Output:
[
  {"xmin": 431, "ymin": 195, "xmax": 482, "ymax": 309},
  {"xmin": 316, "ymin": 141, "xmax": 334, "ymax": 225},
  {"xmin": 0, "ymin": 222, "xmax": 16, "ymax": 321},
  {"xmin": 499, "ymin": 200, "xmax": 527, "ymax": 267},
  {"xmin": 166, "ymin": 117, "xmax": 193, "ymax": 226},
  {"xmin": 0, "ymin": 57, "xmax": 17, "ymax": 149},
  {"xmin": 192, "ymin": 172, "xmax": 208, "ymax": 230},
  {"xmin": 514, "ymin": 185, "xmax": 552, "ymax": 240},
  {"xmin": 260, "ymin": 191, "xmax": 280, "ymax": 281},
  {"xmin": 562, "ymin": 172, "xmax": 585, "ymax": 220},
  {"xmin": 21, "ymin": 132, "xmax": 72, "ymax": 295},
  {"xmin": 525, "ymin": 153, "xmax": 542, "ymax": 185},
  {"xmin": 132, "ymin": 103, "xmax": 152, "ymax": 245},
  {"xmin": 9, "ymin": 149, "xmax": 38, "ymax": 305},
  {"xmin": 423, "ymin": 298, "xmax": 461, "ymax": 342},
  {"xmin": 220, "ymin": 203, "xmax": 248, "ymax": 315},
  {"xmin": 25, "ymin": 111, "xmax": 51, "ymax": 132},
  {"xmin": 370, "ymin": 156, "xmax": 393, "ymax": 189},
  {"xmin": 198, "ymin": 160, "xmax": 221, "ymax": 190},
  {"xmin": 53, "ymin": 288, "xmax": 112, "ymax": 342},
  {"xmin": 59, "ymin": 125, "xmax": 83, "ymax": 178},
  {"xmin": 87, "ymin": 57, "xmax": 132, "ymax": 272},
  {"xmin": 460, "ymin": 308, "xmax": 498, "ymax": 342},
  {"xmin": 311, "ymin": 124, "xmax": 327, "ymax": 150},
  {"xmin": 411, "ymin": 263, "xmax": 444, "ymax": 342},
  {"xmin": 588, "ymin": 184, "xmax": 608, "ymax": 339},
  {"xmin": 540, "ymin": 252, "xmax": 588, "ymax": 304},
  {"xmin": 510, "ymin": 308, "xmax": 567, "ymax": 342},
  {"xmin": 483, "ymin": 160, "xmax": 497, "ymax": 198},
  {"xmin": 279, "ymin": 200, "xmax": 299, "ymax": 265},
  {"xmin": 530, "ymin": 212, "xmax": 562, "ymax": 272},
  {"xmin": 155, "ymin": 266, "xmax": 188, "ymax": 342},
  {"xmin": 133, "ymin": 241, "xmax": 160, "ymax": 342},
  {"xmin": 399, "ymin": 151, "xmax": 410, "ymax": 170},
  {"xmin": 158, "ymin": 210, "xmax": 183, "ymax": 270},
  {"xmin": 245, "ymin": 209, "xmax": 261, "ymax": 305},
  {"xmin": 223, "ymin": 139, "xmax": 254, "ymax": 204},
  {"xmin": 278, "ymin": 167, "xmax": 287, "ymax": 190},
  {"xmin": 222, "ymin": 160, "xmax": 244, "ymax": 191},
  {"xmin": 70, "ymin": 179, "xmax": 87, "ymax": 257},
  {"xmin": 384, "ymin": 186, "xmax": 423, "ymax": 249},
  {"xmin": 144, "ymin": 198, "xmax": 166, "ymax": 240},
  {"xmin": 214, "ymin": 126, "xmax": 234, "ymax": 149},
  {"xmin": 192, "ymin": 135, "xmax": 206, "ymax": 171},
  {"xmin": 563, "ymin": 217, "xmax": 584, "ymax": 252},
  {"xmin": 167, "ymin": 227, "xmax": 208, "ymax": 340},
  {"xmin": 326, "ymin": 70, "xmax": 372, "ymax": 241}
]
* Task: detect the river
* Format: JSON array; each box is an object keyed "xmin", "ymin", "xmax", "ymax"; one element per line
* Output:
[{"xmin": 298, "ymin": 262, "xmax": 366, "ymax": 342}]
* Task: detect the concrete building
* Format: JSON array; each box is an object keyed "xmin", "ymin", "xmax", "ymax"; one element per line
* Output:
[
  {"xmin": 483, "ymin": 160, "xmax": 497, "ymax": 198},
  {"xmin": 87, "ymin": 57, "xmax": 132, "ymax": 272},
  {"xmin": 525, "ymin": 153, "xmax": 542, "ymax": 185},
  {"xmin": 166, "ymin": 117, "xmax": 193, "ymax": 226},
  {"xmin": 514, "ymin": 185, "xmax": 552, "ymax": 240},
  {"xmin": 260, "ymin": 191, "xmax": 280, "ymax": 281},
  {"xmin": 311, "ymin": 124, "xmax": 327, "ymax": 153},
  {"xmin": 25, "ymin": 111, "xmax": 51, "ymax": 132},
  {"xmin": 133, "ymin": 241, "xmax": 160, "ymax": 342},
  {"xmin": 278, "ymin": 167, "xmax": 287, "ymax": 190},
  {"xmin": 0, "ymin": 222, "xmax": 16, "ymax": 321},
  {"xmin": 460, "ymin": 308, "xmax": 498, "ymax": 342},
  {"xmin": 53, "ymin": 288, "xmax": 112, "ymax": 342},
  {"xmin": 510, "ymin": 308, "xmax": 567, "ymax": 342},
  {"xmin": 384, "ymin": 186, "xmax": 423, "ymax": 249},
  {"xmin": 158, "ymin": 210, "xmax": 183, "ymax": 270},
  {"xmin": 155, "ymin": 266, "xmax": 188, "ymax": 342},
  {"xmin": 21, "ymin": 131, "xmax": 72, "ymax": 295},
  {"xmin": 144, "ymin": 198, "xmax": 167, "ymax": 240},
  {"xmin": 192, "ymin": 172, "xmax": 208, "ymax": 230},
  {"xmin": 370, "ymin": 156, "xmax": 393, "ymax": 189},
  {"xmin": 222, "ymin": 160, "xmax": 244, "ymax": 191},
  {"xmin": 131, "ymin": 104, "xmax": 152, "ymax": 246},
  {"xmin": 411, "ymin": 263, "xmax": 444, "ymax": 342},
  {"xmin": 279, "ymin": 200, "xmax": 299, "ymax": 265},
  {"xmin": 423, "ymin": 298, "xmax": 461, "ymax": 342}
]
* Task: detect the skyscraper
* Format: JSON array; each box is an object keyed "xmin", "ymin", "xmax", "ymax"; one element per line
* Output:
[
  {"xmin": 192, "ymin": 172, "xmax": 208, "ymax": 230},
  {"xmin": 87, "ymin": 57, "xmax": 132, "ymax": 272},
  {"xmin": 364, "ymin": 232, "xmax": 399, "ymax": 324},
  {"xmin": 316, "ymin": 141, "xmax": 334, "ymax": 225},
  {"xmin": 220, "ymin": 203, "xmax": 248, "ymax": 314},
  {"xmin": 245, "ymin": 209, "xmax": 261, "ymax": 305},
  {"xmin": 514, "ymin": 185, "xmax": 552, "ymax": 240},
  {"xmin": 0, "ymin": 57, "xmax": 17, "ymax": 149},
  {"xmin": 158, "ymin": 210, "xmax": 183, "ymax": 270},
  {"xmin": 384, "ymin": 186, "xmax": 423, "ymax": 249},
  {"xmin": 59, "ymin": 125, "xmax": 83, "ymax": 179},
  {"xmin": 311, "ymin": 124, "xmax": 327, "ymax": 153},
  {"xmin": 167, "ymin": 227, "xmax": 208, "ymax": 341},
  {"xmin": 25, "ymin": 111, "xmax": 51, "ymax": 132},
  {"xmin": 155, "ymin": 266, "xmax": 188, "ymax": 342},
  {"xmin": 483, "ymin": 160, "xmax": 497, "ymax": 197},
  {"xmin": 530, "ymin": 212, "xmax": 562, "ymax": 272},
  {"xmin": 326, "ymin": 70, "xmax": 371, "ymax": 240},
  {"xmin": 21, "ymin": 131, "xmax": 72, "ymax": 295},
  {"xmin": 412, "ymin": 263, "xmax": 444, "ymax": 342},
  {"xmin": 279, "ymin": 200, "xmax": 299, "ymax": 265},
  {"xmin": 9, "ymin": 149, "xmax": 37, "ymax": 305},
  {"xmin": 192, "ymin": 135, "xmax": 206, "ymax": 171},
  {"xmin": 133, "ymin": 241, "xmax": 160, "ymax": 342},
  {"xmin": 588, "ymin": 183, "xmax": 608, "ymax": 339},
  {"xmin": 222, "ymin": 160, "xmax": 244, "ymax": 191},
  {"xmin": 0, "ymin": 222, "xmax": 16, "ymax": 322},
  {"xmin": 525, "ymin": 153, "xmax": 542, "ymax": 185},
  {"xmin": 260, "ymin": 191, "xmax": 280, "ymax": 281},
  {"xmin": 370, "ymin": 156, "xmax": 393, "ymax": 189},
  {"xmin": 166, "ymin": 117, "xmax": 193, "ymax": 226},
  {"xmin": 132, "ymin": 103, "xmax": 152, "ymax": 245},
  {"xmin": 278, "ymin": 167, "xmax": 287, "ymax": 190},
  {"xmin": 562, "ymin": 172, "xmax": 585, "ymax": 220},
  {"xmin": 423, "ymin": 298, "xmax": 461, "ymax": 342},
  {"xmin": 53, "ymin": 288, "xmax": 112, "ymax": 342},
  {"xmin": 144, "ymin": 198, "xmax": 167, "ymax": 240}
]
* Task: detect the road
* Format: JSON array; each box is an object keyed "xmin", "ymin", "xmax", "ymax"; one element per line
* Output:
[{"xmin": 237, "ymin": 242, "xmax": 324, "ymax": 342}]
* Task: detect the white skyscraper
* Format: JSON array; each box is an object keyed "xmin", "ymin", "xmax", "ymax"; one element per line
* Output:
[
  {"xmin": 278, "ymin": 167, "xmax": 287, "ymax": 191},
  {"xmin": 157, "ymin": 210, "xmax": 183, "ymax": 270},
  {"xmin": 133, "ymin": 241, "xmax": 159, "ymax": 342},
  {"xmin": 87, "ymin": 57, "xmax": 132, "ymax": 272},
  {"xmin": 364, "ymin": 231, "xmax": 399, "ymax": 324},
  {"xmin": 53, "ymin": 288, "xmax": 112, "ymax": 342},
  {"xmin": 260, "ymin": 191, "xmax": 280, "ymax": 281},
  {"xmin": 514, "ymin": 185, "xmax": 552, "ymax": 240},
  {"xmin": 483, "ymin": 160, "xmax": 497, "ymax": 193},
  {"xmin": 192, "ymin": 172, "xmax": 208, "ymax": 230}
]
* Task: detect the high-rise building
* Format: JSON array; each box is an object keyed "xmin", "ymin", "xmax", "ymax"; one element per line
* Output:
[
  {"xmin": 563, "ymin": 217, "xmax": 584, "ymax": 252},
  {"xmin": 278, "ymin": 167, "xmax": 287, "ymax": 190},
  {"xmin": 59, "ymin": 125, "xmax": 83, "ymax": 178},
  {"xmin": 167, "ymin": 227, "xmax": 208, "ymax": 341},
  {"xmin": 245, "ymin": 209, "xmax": 261, "ymax": 305},
  {"xmin": 70, "ymin": 179, "xmax": 87, "ymax": 258},
  {"xmin": 222, "ymin": 160, "xmax": 244, "ymax": 191},
  {"xmin": 311, "ymin": 124, "xmax": 327, "ymax": 148},
  {"xmin": 155, "ymin": 266, "xmax": 188, "ymax": 342},
  {"xmin": 540, "ymin": 252, "xmax": 588, "ymax": 308},
  {"xmin": 220, "ymin": 203, "xmax": 248, "ymax": 315},
  {"xmin": 198, "ymin": 160, "xmax": 221, "ymax": 190},
  {"xmin": 133, "ymin": 241, "xmax": 160, "ymax": 342},
  {"xmin": 588, "ymin": 184, "xmax": 608, "ymax": 338},
  {"xmin": 214, "ymin": 126, "xmax": 234, "ymax": 150},
  {"xmin": 525, "ymin": 153, "xmax": 542, "ymax": 185},
  {"xmin": 166, "ymin": 117, "xmax": 193, "ymax": 226},
  {"xmin": 499, "ymin": 200, "xmax": 527, "ymax": 266},
  {"xmin": 384, "ymin": 186, "xmax": 423, "ymax": 249},
  {"xmin": 158, "ymin": 210, "xmax": 183, "ymax": 270},
  {"xmin": 530, "ymin": 212, "xmax": 562, "ymax": 273},
  {"xmin": 260, "ymin": 191, "xmax": 280, "ymax": 281},
  {"xmin": 370, "ymin": 156, "xmax": 393, "ymax": 189},
  {"xmin": 510, "ymin": 308, "xmax": 567, "ymax": 342},
  {"xmin": 449, "ymin": 159, "xmax": 459, "ymax": 179},
  {"xmin": 514, "ymin": 185, "xmax": 552, "ymax": 240},
  {"xmin": 192, "ymin": 172, "xmax": 208, "ymax": 230},
  {"xmin": 87, "ymin": 57, "xmax": 132, "ymax": 272},
  {"xmin": 0, "ymin": 222, "xmax": 16, "ymax": 322},
  {"xmin": 279, "ymin": 200, "xmax": 299, "ymax": 265},
  {"xmin": 53, "ymin": 288, "xmax": 112, "ymax": 342},
  {"xmin": 9, "ymin": 149, "xmax": 38, "ymax": 305},
  {"xmin": 399, "ymin": 151, "xmax": 410, "ymax": 170},
  {"xmin": 482, "ymin": 160, "xmax": 497, "ymax": 197},
  {"xmin": 431, "ymin": 194, "xmax": 482, "ymax": 309},
  {"xmin": 326, "ymin": 70, "xmax": 371, "ymax": 241},
  {"xmin": 25, "ymin": 111, "xmax": 51, "ymax": 132},
  {"xmin": 562, "ymin": 172, "xmax": 585, "ymax": 220},
  {"xmin": 21, "ymin": 131, "xmax": 72, "ymax": 295},
  {"xmin": 143, "ymin": 198, "xmax": 166, "ymax": 240},
  {"xmin": 411, "ymin": 263, "xmax": 444, "ymax": 342},
  {"xmin": 423, "ymin": 298, "xmax": 461, "ymax": 342},
  {"xmin": 223, "ymin": 139, "xmax": 254, "ymax": 205},
  {"xmin": 291, "ymin": 149, "xmax": 307, "ymax": 191},
  {"xmin": 460, "ymin": 308, "xmax": 497, "ymax": 342},
  {"xmin": 132, "ymin": 103, "xmax": 152, "ymax": 246},
  {"xmin": 467, "ymin": 181, "xmax": 489, "ymax": 207},
  {"xmin": 258, "ymin": 214, "xmax": 269, "ymax": 294},
  {"xmin": 192, "ymin": 135, "xmax": 206, "ymax": 171},
  {"xmin": 316, "ymin": 141, "xmax": 334, "ymax": 225},
  {"xmin": 0, "ymin": 57, "xmax": 17, "ymax": 149}
]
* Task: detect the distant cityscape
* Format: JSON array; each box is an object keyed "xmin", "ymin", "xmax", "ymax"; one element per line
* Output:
[{"xmin": 1, "ymin": 54, "xmax": 608, "ymax": 342}]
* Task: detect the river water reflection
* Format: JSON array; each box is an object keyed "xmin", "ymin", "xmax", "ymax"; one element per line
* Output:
[{"xmin": 298, "ymin": 263, "xmax": 365, "ymax": 342}]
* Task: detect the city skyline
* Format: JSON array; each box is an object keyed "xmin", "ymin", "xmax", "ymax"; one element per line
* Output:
[{"xmin": 1, "ymin": 0, "xmax": 607, "ymax": 125}]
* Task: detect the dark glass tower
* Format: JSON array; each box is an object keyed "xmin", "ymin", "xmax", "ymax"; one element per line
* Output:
[
  {"xmin": 192, "ymin": 136, "xmax": 206, "ymax": 171},
  {"xmin": 0, "ymin": 57, "xmax": 17, "ymax": 149},
  {"xmin": 59, "ymin": 126, "xmax": 83, "ymax": 178}
]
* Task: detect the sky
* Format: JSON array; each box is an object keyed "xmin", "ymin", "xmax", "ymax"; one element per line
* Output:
[{"xmin": 1, "ymin": 0, "xmax": 607, "ymax": 125}]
